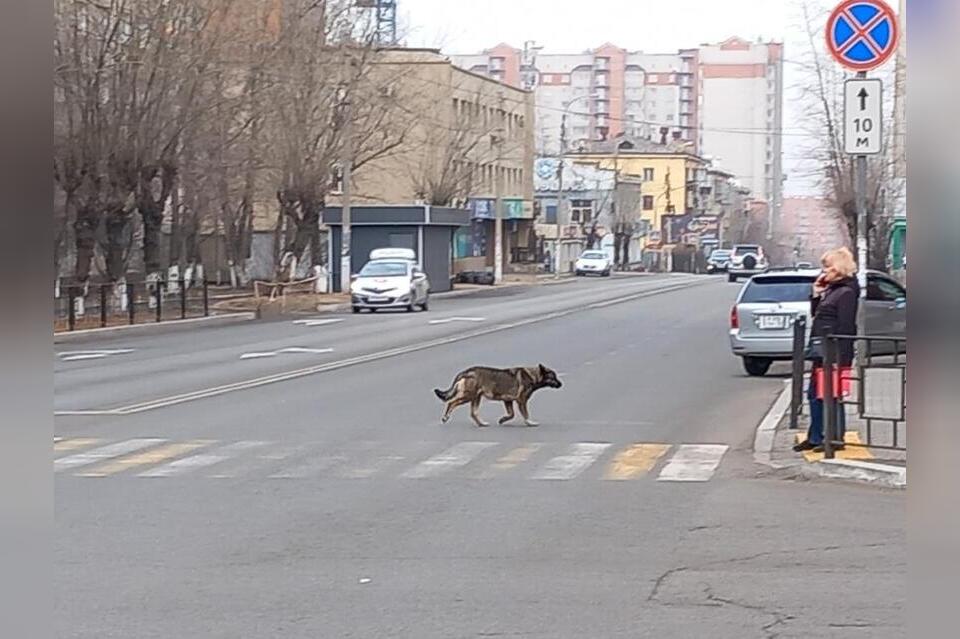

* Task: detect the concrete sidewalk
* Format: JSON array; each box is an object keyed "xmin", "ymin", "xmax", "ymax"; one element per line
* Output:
[{"xmin": 754, "ymin": 382, "xmax": 906, "ymax": 489}]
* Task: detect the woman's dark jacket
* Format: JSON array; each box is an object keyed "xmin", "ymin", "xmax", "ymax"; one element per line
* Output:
[{"xmin": 810, "ymin": 276, "xmax": 859, "ymax": 366}]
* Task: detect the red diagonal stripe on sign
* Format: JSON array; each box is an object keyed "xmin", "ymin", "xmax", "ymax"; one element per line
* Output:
[{"xmin": 839, "ymin": 7, "xmax": 888, "ymax": 58}]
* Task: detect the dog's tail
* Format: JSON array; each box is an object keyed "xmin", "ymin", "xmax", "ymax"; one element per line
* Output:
[{"xmin": 434, "ymin": 386, "xmax": 453, "ymax": 402}]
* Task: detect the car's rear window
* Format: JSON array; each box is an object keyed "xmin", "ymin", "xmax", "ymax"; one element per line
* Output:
[
  {"xmin": 734, "ymin": 245, "xmax": 760, "ymax": 256},
  {"xmin": 581, "ymin": 252, "xmax": 605, "ymax": 259},
  {"xmin": 740, "ymin": 276, "xmax": 814, "ymax": 303}
]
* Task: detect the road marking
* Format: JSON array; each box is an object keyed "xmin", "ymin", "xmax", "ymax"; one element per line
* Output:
[
  {"xmin": 240, "ymin": 347, "xmax": 334, "ymax": 359},
  {"xmin": 54, "ymin": 437, "xmax": 101, "ymax": 455},
  {"xmin": 477, "ymin": 443, "xmax": 542, "ymax": 478},
  {"xmin": 209, "ymin": 444, "xmax": 308, "ymax": 478},
  {"xmin": 138, "ymin": 441, "xmax": 268, "ymax": 477},
  {"xmin": 58, "ymin": 349, "xmax": 135, "ymax": 362},
  {"xmin": 401, "ymin": 442, "xmax": 498, "ymax": 479},
  {"xmin": 293, "ymin": 319, "xmax": 345, "ymax": 327},
  {"xmin": 532, "ymin": 443, "xmax": 612, "ymax": 480},
  {"xmin": 428, "ymin": 316, "xmax": 486, "ymax": 325},
  {"xmin": 269, "ymin": 452, "xmax": 348, "ymax": 479},
  {"xmin": 54, "ymin": 438, "xmax": 167, "ymax": 472},
  {"xmin": 336, "ymin": 455, "xmax": 406, "ymax": 479},
  {"xmin": 72, "ymin": 279, "xmax": 709, "ymax": 415},
  {"xmin": 604, "ymin": 443, "xmax": 671, "ymax": 480},
  {"xmin": 78, "ymin": 441, "xmax": 214, "ymax": 477},
  {"xmin": 656, "ymin": 444, "xmax": 728, "ymax": 482},
  {"xmin": 54, "ymin": 410, "xmax": 125, "ymax": 416}
]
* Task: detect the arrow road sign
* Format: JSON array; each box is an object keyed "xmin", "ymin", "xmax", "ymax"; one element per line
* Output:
[
  {"xmin": 826, "ymin": 0, "xmax": 899, "ymax": 71},
  {"xmin": 844, "ymin": 78, "xmax": 883, "ymax": 155}
]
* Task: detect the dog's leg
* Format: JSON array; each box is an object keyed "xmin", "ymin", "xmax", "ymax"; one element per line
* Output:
[
  {"xmin": 441, "ymin": 397, "xmax": 468, "ymax": 423},
  {"xmin": 517, "ymin": 397, "xmax": 539, "ymax": 427},
  {"xmin": 498, "ymin": 401, "xmax": 516, "ymax": 425},
  {"xmin": 470, "ymin": 397, "xmax": 489, "ymax": 427}
]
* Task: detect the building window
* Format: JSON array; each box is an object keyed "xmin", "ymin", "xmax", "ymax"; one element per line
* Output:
[
  {"xmin": 642, "ymin": 195, "xmax": 655, "ymax": 210},
  {"xmin": 570, "ymin": 199, "xmax": 593, "ymax": 223},
  {"xmin": 643, "ymin": 167, "xmax": 655, "ymax": 181}
]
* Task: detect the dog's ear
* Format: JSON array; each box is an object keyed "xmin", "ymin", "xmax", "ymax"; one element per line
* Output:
[{"xmin": 539, "ymin": 363, "xmax": 548, "ymax": 376}]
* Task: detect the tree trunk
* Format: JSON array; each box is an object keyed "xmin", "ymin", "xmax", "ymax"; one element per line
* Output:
[
  {"xmin": 74, "ymin": 203, "xmax": 99, "ymax": 284},
  {"xmin": 103, "ymin": 204, "xmax": 130, "ymax": 282}
]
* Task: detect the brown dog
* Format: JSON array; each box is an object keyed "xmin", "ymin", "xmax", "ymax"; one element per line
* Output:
[{"xmin": 433, "ymin": 364, "xmax": 563, "ymax": 427}]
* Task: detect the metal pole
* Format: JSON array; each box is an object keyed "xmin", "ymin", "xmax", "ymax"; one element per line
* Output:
[
  {"xmin": 554, "ymin": 113, "xmax": 566, "ymax": 279},
  {"xmin": 179, "ymin": 277, "xmax": 187, "ymax": 319},
  {"xmin": 127, "ymin": 282, "xmax": 135, "ymax": 325},
  {"xmin": 99, "ymin": 284, "xmax": 108, "ymax": 328},
  {"xmin": 202, "ymin": 279, "xmax": 209, "ymax": 317},
  {"xmin": 855, "ymin": 71, "xmax": 868, "ymax": 369},
  {"xmin": 823, "ymin": 338, "xmax": 837, "ymax": 460},
  {"xmin": 339, "ymin": 54, "xmax": 354, "ymax": 294},
  {"xmin": 155, "ymin": 281, "xmax": 163, "ymax": 323},
  {"xmin": 67, "ymin": 285, "xmax": 76, "ymax": 331},
  {"xmin": 789, "ymin": 315, "xmax": 807, "ymax": 429},
  {"xmin": 494, "ymin": 140, "xmax": 504, "ymax": 285}
]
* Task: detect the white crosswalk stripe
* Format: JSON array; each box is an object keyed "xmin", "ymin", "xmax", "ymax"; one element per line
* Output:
[
  {"xmin": 531, "ymin": 442, "xmax": 612, "ymax": 480},
  {"xmin": 401, "ymin": 442, "xmax": 498, "ymax": 479},
  {"xmin": 656, "ymin": 444, "xmax": 729, "ymax": 482},
  {"xmin": 55, "ymin": 439, "xmax": 166, "ymax": 472},
  {"xmin": 138, "ymin": 441, "xmax": 268, "ymax": 477}
]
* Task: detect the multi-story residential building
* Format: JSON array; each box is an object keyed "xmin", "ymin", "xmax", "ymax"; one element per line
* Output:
[
  {"xmin": 452, "ymin": 44, "xmax": 693, "ymax": 155},
  {"xmin": 452, "ymin": 37, "xmax": 783, "ymax": 224},
  {"xmin": 696, "ymin": 37, "xmax": 784, "ymax": 228}
]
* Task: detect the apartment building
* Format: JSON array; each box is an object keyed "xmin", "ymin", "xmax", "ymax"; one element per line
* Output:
[{"xmin": 452, "ymin": 37, "xmax": 783, "ymax": 217}]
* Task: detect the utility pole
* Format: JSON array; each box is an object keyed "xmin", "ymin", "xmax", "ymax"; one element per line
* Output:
[
  {"xmin": 339, "ymin": 54, "xmax": 354, "ymax": 293},
  {"xmin": 493, "ymin": 94, "xmax": 505, "ymax": 284},
  {"xmin": 554, "ymin": 113, "xmax": 566, "ymax": 279}
]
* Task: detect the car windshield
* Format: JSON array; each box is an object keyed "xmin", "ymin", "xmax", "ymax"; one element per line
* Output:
[
  {"xmin": 580, "ymin": 252, "xmax": 606, "ymax": 259},
  {"xmin": 740, "ymin": 276, "xmax": 814, "ymax": 303},
  {"xmin": 734, "ymin": 246, "xmax": 760, "ymax": 256},
  {"xmin": 358, "ymin": 261, "xmax": 408, "ymax": 278},
  {"xmin": 711, "ymin": 250, "xmax": 731, "ymax": 259}
]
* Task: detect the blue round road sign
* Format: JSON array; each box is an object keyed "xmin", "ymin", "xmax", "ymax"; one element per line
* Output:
[{"xmin": 826, "ymin": 0, "xmax": 899, "ymax": 71}]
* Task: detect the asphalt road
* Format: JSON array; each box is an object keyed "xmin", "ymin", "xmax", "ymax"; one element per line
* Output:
[{"xmin": 55, "ymin": 274, "xmax": 905, "ymax": 638}]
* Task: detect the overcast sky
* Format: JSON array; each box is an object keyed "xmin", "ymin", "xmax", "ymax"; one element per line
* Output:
[{"xmin": 396, "ymin": 0, "xmax": 842, "ymax": 197}]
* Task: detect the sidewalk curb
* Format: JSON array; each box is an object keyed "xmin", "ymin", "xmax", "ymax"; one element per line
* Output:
[
  {"xmin": 753, "ymin": 379, "xmax": 906, "ymax": 489},
  {"xmin": 53, "ymin": 312, "xmax": 257, "ymax": 343}
]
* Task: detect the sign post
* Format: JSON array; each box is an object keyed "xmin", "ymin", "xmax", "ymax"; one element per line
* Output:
[{"xmin": 825, "ymin": 0, "xmax": 899, "ymax": 366}]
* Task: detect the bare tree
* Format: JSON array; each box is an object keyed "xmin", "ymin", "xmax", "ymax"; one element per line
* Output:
[{"xmin": 792, "ymin": 0, "xmax": 903, "ymax": 269}]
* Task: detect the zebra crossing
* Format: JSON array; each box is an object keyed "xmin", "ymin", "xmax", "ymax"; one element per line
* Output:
[{"xmin": 54, "ymin": 437, "xmax": 730, "ymax": 483}]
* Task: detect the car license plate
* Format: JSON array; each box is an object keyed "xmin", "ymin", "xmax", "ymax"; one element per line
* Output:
[
  {"xmin": 367, "ymin": 296, "xmax": 389, "ymax": 303},
  {"xmin": 757, "ymin": 315, "xmax": 787, "ymax": 330}
]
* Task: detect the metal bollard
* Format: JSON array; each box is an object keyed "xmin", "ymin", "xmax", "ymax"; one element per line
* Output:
[
  {"xmin": 202, "ymin": 279, "xmax": 209, "ymax": 317},
  {"xmin": 789, "ymin": 315, "xmax": 806, "ymax": 429},
  {"xmin": 99, "ymin": 284, "xmax": 108, "ymax": 328},
  {"xmin": 179, "ymin": 277, "xmax": 187, "ymax": 319},
  {"xmin": 823, "ymin": 337, "xmax": 837, "ymax": 460},
  {"xmin": 67, "ymin": 285, "xmax": 77, "ymax": 331},
  {"xmin": 155, "ymin": 281, "xmax": 163, "ymax": 323},
  {"xmin": 127, "ymin": 282, "xmax": 136, "ymax": 325}
]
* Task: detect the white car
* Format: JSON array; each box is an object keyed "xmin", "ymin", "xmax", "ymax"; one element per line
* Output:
[
  {"xmin": 350, "ymin": 248, "xmax": 430, "ymax": 313},
  {"xmin": 727, "ymin": 244, "xmax": 769, "ymax": 282},
  {"xmin": 574, "ymin": 250, "xmax": 613, "ymax": 277}
]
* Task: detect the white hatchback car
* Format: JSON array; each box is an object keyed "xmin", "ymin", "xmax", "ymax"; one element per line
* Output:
[
  {"xmin": 350, "ymin": 248, "xmax": 430, "ymax": 313},
  {"xmin": 574, "ymin": 250, "xmax": 613, "ymax": 277}
]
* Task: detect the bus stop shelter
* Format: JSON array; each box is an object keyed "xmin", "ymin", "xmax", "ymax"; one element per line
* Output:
[{"xmin": 323, "ymin": 206, "xmax": 470, "ymax": 293}]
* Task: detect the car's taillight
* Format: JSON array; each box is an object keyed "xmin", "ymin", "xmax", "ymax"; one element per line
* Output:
[{"xmin": 730, "ymin": 306, "xmax": 739, "ymax": 329}]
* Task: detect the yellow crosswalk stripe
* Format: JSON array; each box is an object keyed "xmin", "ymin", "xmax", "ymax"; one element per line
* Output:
[
  {"xmin": 604, "ymin": 443, "xmax": 671, "ymax": 480},
  {"xmin": 77, "ymin": 441, "xmax": 214, "ymax": 477},
  {"xmin": 477, "ymin": 444, "xmax": 542, "ymax": 478},
  {"xmin": 796, "ymin": 432, "xmax": 874, "ymax": 462},
  {"xmin": 54, "ymin": 438, "xmax": 101, "ymax": 455}
]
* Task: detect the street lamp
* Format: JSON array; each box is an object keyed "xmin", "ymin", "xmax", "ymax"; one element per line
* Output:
[{"xmin": 555, "ymin": 93, "xmax": 598, "ymax": 279}]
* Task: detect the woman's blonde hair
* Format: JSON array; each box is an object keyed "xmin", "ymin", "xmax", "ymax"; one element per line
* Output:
[{"xmin": 821, "ymin": 247, "xmax": 857, "ymax": 277}]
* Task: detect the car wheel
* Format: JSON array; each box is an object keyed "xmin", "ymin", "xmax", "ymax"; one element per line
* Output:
[
  {"xmin": 742, "ymin": 357, "xmax": 772, "ymax": 377},
  {"xmin": 728, "ymin": 273, "xmax": 737, "ymax": 283},
  {"xmin": 352, "ymin": 306, "xmax": 360, "ymax": 314}
]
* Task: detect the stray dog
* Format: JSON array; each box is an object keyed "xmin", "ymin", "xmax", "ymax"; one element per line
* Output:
[{"xmin": 433, "ymin": 364, "xmax": 563, "ymax": 427}]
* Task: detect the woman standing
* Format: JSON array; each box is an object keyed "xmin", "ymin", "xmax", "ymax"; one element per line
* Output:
[{"xmin": 794, "ymin": 248, "xmax": 859, "ymax": 453}]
